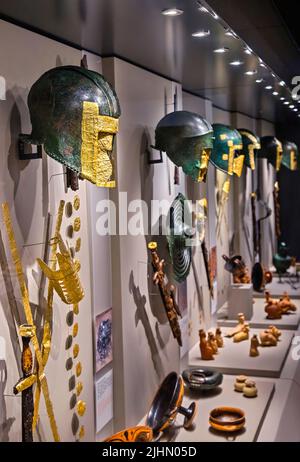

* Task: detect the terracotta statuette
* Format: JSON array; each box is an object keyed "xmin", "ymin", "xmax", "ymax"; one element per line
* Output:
[
  {"xmin": 249, "ymin": 335, "xmax": 260, "ymax": 357},
  {"xmin": 225, "ymin": 313, "xmax": 246, "ymax": 338},
  {"xmin": 215, "ymin": 328, "xmax": 224, "ymax": 348},
  {"xmin": 208, "ymin": 332, "xmax": 218, "ymax": 354},
  {"xmin": 199, "ymin": 329, "xmax": 215, "ymax": 360},
  {"xmin": 233, "ymin": 324, "xmax": 250, "ymax": 343}
]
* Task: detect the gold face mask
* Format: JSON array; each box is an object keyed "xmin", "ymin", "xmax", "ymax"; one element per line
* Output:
[
  {"xmin": 223, "ymin": 140, "xmax": 244, "ymax": 176},
  {"xmin": 276, "ymin": 142, "xmax": 283, "ymax": 171},
  {"xmin": 197, "ymin": 149, "xmax": 212, "ymax": 182},
  {"xmin": 80, "ymin": 101, "xmax": 119, "ymax": 187}
]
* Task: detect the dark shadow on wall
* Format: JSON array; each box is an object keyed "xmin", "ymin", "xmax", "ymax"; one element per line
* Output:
[
  {"xmin": 0, "ymin": 359, "xmax": 16, "ymax": 442},
  {"xmin": 129, "ymin": 271, "xmax": 164, "ymax": 381}
]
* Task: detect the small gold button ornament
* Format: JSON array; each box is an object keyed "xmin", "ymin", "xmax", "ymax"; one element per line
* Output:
[
  {"xmin": 76, "ymin": 362, "xmax": 82, "ymax": 377},
  {"xmin": 74, "ymin": 217, "xmax": 81, "ymax": 232},
  {"xmin": 76, "ymin": 381, "xmax": 83, "ymax": 397},
  {"xmin": 75, "ymin": 238, "xmax": 81, "ymax": 253},
  {"xmin": 73, "ymin": 344, "xmax": 80, "ymax": 359},
  {"xmin": 73, "ymin": 196, "xmax": 80, "ymax": 211},
  {"xmin": 77, "ymin": 400, "xmax": 86, "ymax": 417},
  {"xmin": 79, "ymin": 426, "xmax": 85, "ymax": 440},
  {"xmin": 73, "ymin": 304, "xmax": 79, "ymax": 315},
  {"xmin": 73, "ymin": 323, "xmax": 79, "ymax": 338}
]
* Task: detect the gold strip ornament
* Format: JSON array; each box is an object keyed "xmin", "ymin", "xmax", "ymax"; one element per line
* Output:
[
  {"xmin": 1, "ymin": 203, "xmax": 60, "ymax": 442},
  {"xmin": 33, "ymin": 200, "xmax": 65, "ymax": 431}
]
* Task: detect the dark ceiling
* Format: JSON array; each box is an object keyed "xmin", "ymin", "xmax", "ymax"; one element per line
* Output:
[{"xmin": 0, "ymin": 0, "xmax": 299, "ymax": 126}]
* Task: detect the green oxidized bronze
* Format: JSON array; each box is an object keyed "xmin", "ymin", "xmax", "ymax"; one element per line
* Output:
[
  {"xmin": 210, "ymin": 124, "xmax": 244, "ymax": 176},
  {"xmin": 273, "ymin": 242, "xmax": 292, "ymax": 275},
  {"xmin": 282, "ymin": 141, "xmax": 299, "ymax": 171},
  {"xmin": 238, "ymin": 129, "xmax": 261, "ymax": 170},
  {"xmin": 258, "ymin": 136, "xmax": 283, "ymax": 171},
  {"xmin": 167, "ymin": 193, "xmax": 193, "ymax": 283},
  {"xmin": 23, "ymin": 66, "xmax": 121, "ymax": 187},
  {"xmin": 154, "ymin": 111, "xmax": 214, "ymax": 182}
]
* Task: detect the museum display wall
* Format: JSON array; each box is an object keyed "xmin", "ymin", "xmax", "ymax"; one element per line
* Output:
[{"xmin": 1, "ymin": 6, "xmax": 300, "ymax": 443}]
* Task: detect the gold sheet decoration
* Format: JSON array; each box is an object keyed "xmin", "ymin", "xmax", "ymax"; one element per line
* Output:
[
  {"xmin": 76, "ymin": 362, "xmax": 82, "ymax": 377},
  {"xmin": 73, "ymin": 323, "xmax": 78, "ymax": 338},
  {"xmin": 33, "ymin": 201, "xmax": 65, "ymax": 431},
  {"xmin": 233, "ymin": 154, "xmax": 245, "ymax": 177},
  {"xmin": 1, "ymin": 203, "xmax": 60, "ymax": 442},
  {"xmin": 80, "ymin": 101, "xmax": 119, "ymax": 188},
  {"xmin": 75, "ymin": 238, "xmax": 81, "ymax": 253},
  {"xmin": 77, "ymin": 400, "xmax": 86, "ymax": 417},
  {"xmin": 73, "ymin": 303, "xmax": 79, "ymax": 315},
  {"xmin": 73, "ymin": 344, "xmax": 80, "ymax": 359},
  {"xmin": 37, "ymin": 234, "xmax": 84, "ymax": 305},
  {"xmin": 76, "ymin": 382, "xmax": 83, "ymax": 397},
  {"xmin": 78, "ymin": 426, "xmax": 85, "ymax": 440}
]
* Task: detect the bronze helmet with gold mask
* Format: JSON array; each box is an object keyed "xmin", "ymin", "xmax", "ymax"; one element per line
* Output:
[{"xmin": 23, "ymin": 65, "xmax": 121, "ymax": 187}]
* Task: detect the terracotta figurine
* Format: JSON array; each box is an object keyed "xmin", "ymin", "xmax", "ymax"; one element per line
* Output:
[
  {"xmin": 215, "ymin": 328, "xmax": 224, "ymax": 348},
  {"xmin": 208, "ymin": 332, "xmax": 218, "ymax": 354},
  {"xmin": 233, "ymin": 324, "xmax": 250, "ymax": 343},
  {"xmin": 265, "ymin": 292, "xmax": 282, "ymax": 320},
  {"xmin": 249, "ymin": 335, "xmax": 260, "ymax": 357},
  {"xmin": 234, "ymin": 376, "xmax": 248, "ymax": 392},
  {"xmin": 259, "ymin": 329, "xmax": 278, "ymax": 347},
  {"xmin": 243, "ymin": 380, "xmax": 258, "ymax": 398},
  {"xmin": 267, "ymin": 325, "xmax": 281, "ymax": 341},
  {"xmin": 199, "ymin": 329, "xmax": 215, "ymax": 361},
  {"xmin": 279, "ymin": 292, "xmax": 297, "ymax": 314},
  {"xmin": 225, "ymin": 313, "xmax": 246, "ymax": 338}
]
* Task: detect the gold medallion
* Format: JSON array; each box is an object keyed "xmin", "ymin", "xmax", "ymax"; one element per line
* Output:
[
  {"xmin": 75, "ymin": 238, "xmax": 82, "ymax": 253},
  {"xmin": 76, "ymin": 382, "xmax": 83, "ymax": 397},
  {"xmin": 79, "ymin": 426, "xmax": 85, "ymax": 440}
]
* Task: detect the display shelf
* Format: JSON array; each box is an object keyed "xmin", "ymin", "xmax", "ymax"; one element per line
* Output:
[
  {"xmin": 217, "ymin": 298, "xmax": 300, "ymax": 331},
  {"xmin": 157, "ymin": 377, "xmax": 275, "ymax": 442},
  {"xmin": 189, "ymin": 330, "xmax": 294, "ymax": 378},
  {"xmin": 255, "ymin": 279, "xmax": 300, "ymax": 298}
]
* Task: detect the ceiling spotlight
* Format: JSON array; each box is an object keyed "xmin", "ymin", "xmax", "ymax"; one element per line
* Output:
[
  {"xmin": 161, "ymin": 8, "xmax": 184, "ymax": 16},
  {"xmin": 198, "ymin": 5, "xmax": 209, "ymax": 13},
  {"xmin": 256, "ymin": 79, "xmax": 264, "ymax": 83},
  {"xmin": 273, "ymin": 91, "xmax": 279, "ymax": 96},
  {"xmin": 265, "ymin": 85, "xmax": 272, "ymax": 90},
  {"xmin": 279, "ymin": 81, "xmax": 285, "ymax": 87},
  {"xmin": 245, "ymin": 70, "xmax": 257, "ymax": 75},
  {"xmin": 280, "ymin": 97, "xmax": 285, "ymax": 101},
  {"xmin": 290, "ymin": 105, "xmax": 295, "ymax": 109},
  {"xmin": 192, "ymin": 30, "xmax": 211, "ymax": 38},
  {"xmin": 214, "ymin": 47, "xmax": 230, "ymax": 53},
  {"xmin": 244, "ymin": 47, "xmax": 252, "ymax": 55},
  {"xmin": 298, "ymin": 114, "xmax": 300, "ymax": 118},
  {"xmin": 225, "ymin": 29, "xmax": 238, "ymax": 39},
  {"xmin": 284, "ymin": 101, "xmax": 289, "ymax": 105},
  {"xmin": 294, "ymin": 108, "xmax": 298, "ymax": 112},
  {"xmin": 271, "ymin": 73, "xmax": 276, "ymax": 78},
  {"xmin": 230, "ymin": 60, "xmax": 243, "ymax": 66},
  {"xmin": 260, "ymin": 63, "xmax": 267, "ymax": 68}
]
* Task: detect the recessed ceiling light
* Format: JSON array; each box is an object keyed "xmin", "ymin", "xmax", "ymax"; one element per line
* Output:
[
  {"xmin": 245, "ymin": 70, "xmax": 257, "ymax": 75},
  {"xmin": 273, "ymin": 91, "xmax": 279, "ymax": 96},
  {"xmin": 279, "ymin": 81, "xmax": 285, "ymax": 87},
  {"xmin": 284, "ymin": 101, "xmax": 289, "ymax": 105},
  {"xmin": 271, "ymin": 73, "xmax": 276, "ymax": 78},
  {"xmin": 225, "ymin": 29, "xmax": 238, "ymax": 39},
  {"xmin": 244, "ymin": 47, "xmax": 252, "ymax": 55},
  {"xmin": 260, "ymin": 62, "xmax": 267, "ymax": 68},
  {"xmin": 265, "ymin": 85, "xmax": 272, "ymax": 90},
  {"xmin": 280, "ymin": 97, "xmax": 285, "ymax": 101},
  {"xmin": 298, "ymin": 114, "xmax": 300, "ymax": 118},
  {"xmin": 192, "ymin": 30, "xmax": 211, "ymax": 38},
  {"xmin": 294, "ymin": 108, "xmax": 298, "ymax": 112},
  {"xmin": 256, "ymin": 79, "xmax": 264, "ymax": 83},
  {"xmin": 198, "ymin": 5, "xmax": 209, "ymax": 13},
  {"xmin": 290, "ymin": 105, "xmax": 295, "ymax": 109},
  {"xmin": 230, "ymin": 60, "xmax": 243, "ymax": 66},
  {"xmin": 214, "ymin": 47, "xmax": 230, "ymax": 53},
  {"xmin": 161, "ymin": 8, "xmax": 184, "ymax": 16}
]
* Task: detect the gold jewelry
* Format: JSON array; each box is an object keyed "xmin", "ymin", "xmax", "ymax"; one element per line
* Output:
[
  {"xmin": 76, "ymin": 362, "xmax": 82, "ymax": 377},
  {"xmin": 76, "ymin": 382, "xmax": 83, "ymax": 397},
  {"xmin": 77, "ymin": 400, "xmax": 86, "ymax": 417},
  {"xmin": 73, "ymin": 344, "xmax": 80, "ymax": 359},
  {"xmin": 73, "ymin": 323, "xmax": 79, "ymax": 338},
  {"xmin": 73, "ymin": 217, "xmax": 81, "ymax": 232},
  {"xmin": 73, "ymin": 196, "xmax": 80, "ymax": 211}
]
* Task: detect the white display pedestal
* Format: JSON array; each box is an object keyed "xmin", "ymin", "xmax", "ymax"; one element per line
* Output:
[{"xmin": 228, "ymin": 283, "xmax": 253, "ymax": 320}]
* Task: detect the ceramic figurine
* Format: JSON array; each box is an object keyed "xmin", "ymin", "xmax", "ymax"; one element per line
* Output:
[
  {"xmin": 199, "ymin": 329, "xmax": 215, "ymax": 361},
  {"xmin": 233, "ymin": 324, "xmax": 250, "ymax": 343},
  {"xmin": 225, "ymin": 313, "xmax": 246, "ymax": 338},
  {"xmin": 222, "ymin": 255, "xmax": 251, "ymax": 284},
  {"xmin": 234, "ymin": 376, "xmax": 248, "ymax": 392},
  {"xmin": 215, "ymin": 328, "xmax": 224, "ymax": 348},
  {"xmin": 267, "ymin": 326, "xmax": 281, "ymax": 341},
  {"xmin": 279, "ymin": 292, "xmax": 297, "ymax": 314},
  {"xmin": 249, "ymin": 335, "xmax": 260, "ymax": 357},
  {"xmin": 265, "ymin": 292, "xmax": 282, "ymax": 320},
  {"xmin": 243, "ymin": 380, "xmax": 258, "ymax": 398},
  {"xmin": 208, "ymin": 332, "xmax": 218, "ymax": 354},
  {"xmin": 259, "ymin": 330, "xmax": 277, "ymax": 347}
]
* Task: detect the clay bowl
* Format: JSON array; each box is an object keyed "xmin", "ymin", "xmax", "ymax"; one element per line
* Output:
[
  {"xmin": 146, "ymin": 372, "xmax": 197, "ymax": 436},
  {"xmin": 104, "ymin": 426, "xmax": 153, "ymax": 442},
  {"xmin": 209, "ymin": 407, "xmax": 245, "ymax": 433}
]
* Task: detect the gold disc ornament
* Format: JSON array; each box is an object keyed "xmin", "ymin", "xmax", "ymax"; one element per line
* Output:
[
  {"xmin": 74, "ymin": 217, "xmax": 81, "ymax": 232},
  {"xmin": 73, "ymin": 196, "xmax": 80, "ymax": 211},
  {"xmin": 77, "ymin": 400, "xmax": 86, "ymax": 417}
]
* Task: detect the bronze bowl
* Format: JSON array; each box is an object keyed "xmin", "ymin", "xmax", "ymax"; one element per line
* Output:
[
  {"xmin": 182, "ymin": 368, "xmax": 223, "ymax": 391},
  {"xmin": 209, "ymin": 407, "xmax": 245, "ymax": 433},
  {"xmin": 146, "ymin": 372, "xmax": 197, "ymax": 436}
]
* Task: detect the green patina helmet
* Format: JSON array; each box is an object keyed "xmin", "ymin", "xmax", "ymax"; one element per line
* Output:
[
  {"xmin": 210, "ymin": 124, "xmax": 244, "ymax": 177},
  {"xmin": 24, "ymin": 65, "xmax": 121, "ymax": 187},
  {"xmin": 282, "ymin": 141, "xmax": 299, "ymax": 171},
  {"xmin": 166, "ymin": 193, "xmax": 194, "ymax": 283},
  {"xmin": 154, "ymin": 111, "xmax": 214, "ymax": 182},
  {"xmin": 257, "ymin": 136, "xmax": 283, "ymax": 171},
  {"xmin": 238, "ymin": 129, "xmax": 261, "ymax": 170}
]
